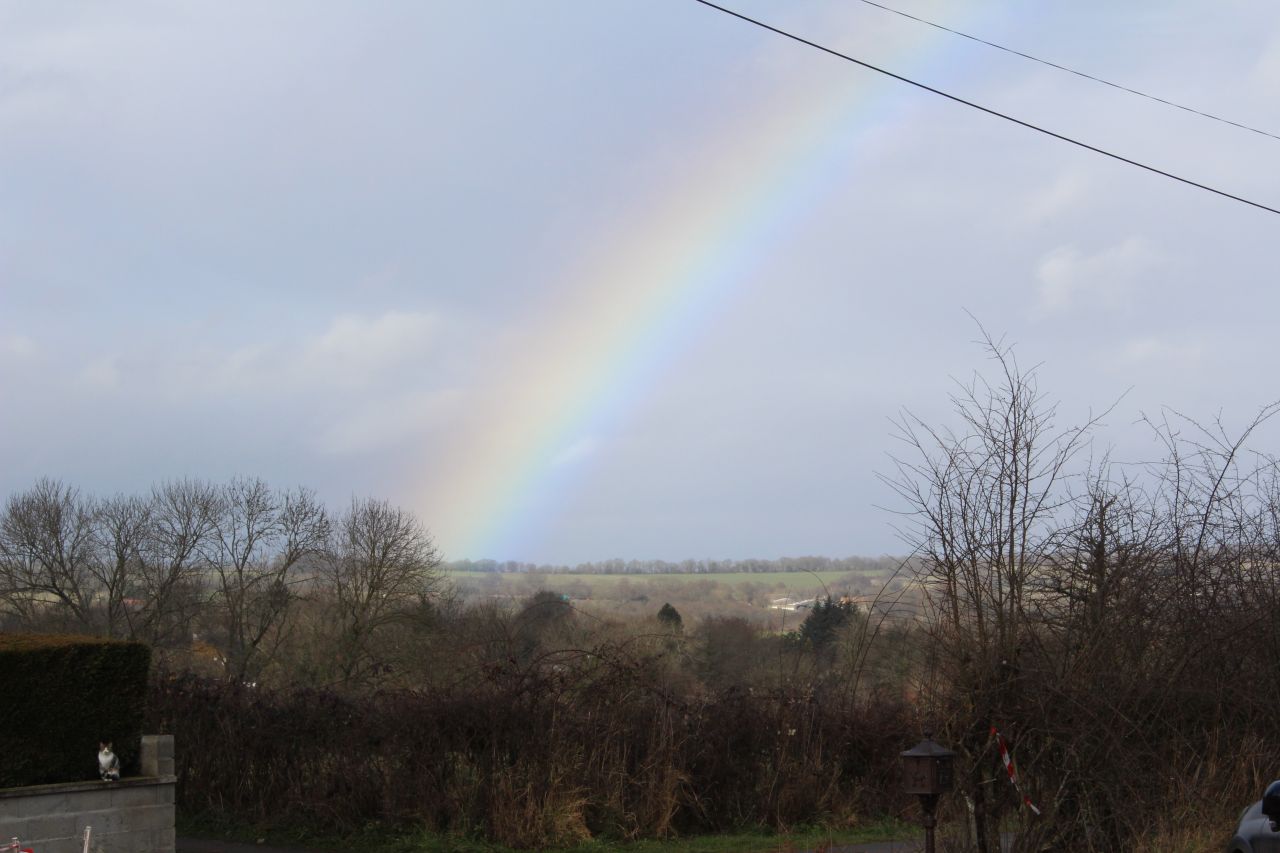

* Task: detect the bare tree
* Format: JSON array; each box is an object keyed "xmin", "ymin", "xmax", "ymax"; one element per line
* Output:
[
  {"xmin": 319, "ymin": 497, "xmax": 444, "ymax": 686},
  {"xmin": 133, "ymin": 478, "xmax": 219, "ymax": 647},
  {"xmin": 205, "ymin": 478, "xmax": 328, "ymax": 682},
  {"xmin": 0, "ymin": 479, "xmax": 99, "ymax": 631},
  {"xmin": 90, "ymin": 493, "xmax": 153, "ymax": 638}
]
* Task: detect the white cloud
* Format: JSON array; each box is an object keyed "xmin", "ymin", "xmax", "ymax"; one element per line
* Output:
[
  {"xmin": 1024, "ymin": 172, "xmax": 1089, "ymax": 224},
  {"xmin": 206, "ymin": 310, "xmax": 440, "ymax": 394},
  {"xmin": 308, "ymin": 312, "xmax": 438, "ymax": 382},
  {"xmin": 1034, "ymin": 237, "xmax": 1164, "ymax": 316},
  {"xmin": 314, "ymin": 389, "xmax": 463, "ymax": 454}
]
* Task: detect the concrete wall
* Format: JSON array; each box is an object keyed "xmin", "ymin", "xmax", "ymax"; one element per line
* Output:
[{"xmin": 0, "ymin": 735, "xmax": 175, "ymax": 853}]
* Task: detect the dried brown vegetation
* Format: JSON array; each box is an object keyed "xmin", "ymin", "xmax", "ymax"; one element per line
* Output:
[
  {"xmin": 888, "ymin": 333, "xmax": 1280, "ymax": 851},
  {"xmin": 148, "ymin": 652, "xmax": 911, "ymax": 848}
]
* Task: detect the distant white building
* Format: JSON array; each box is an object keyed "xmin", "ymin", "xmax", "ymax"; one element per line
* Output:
[{"xmin": 769, "ymin": 597, "xmax": 816, "ymax": 612}]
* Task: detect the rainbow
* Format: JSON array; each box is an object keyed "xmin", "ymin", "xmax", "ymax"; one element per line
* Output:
[{"xmin": 419, "ymin": 5, "xmax": 983, "ymax": 560}]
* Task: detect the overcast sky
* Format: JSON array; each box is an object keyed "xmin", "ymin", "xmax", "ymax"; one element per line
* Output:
[{"xmin": 3, "ymin": 1, "xmax": 1279, "ymax": 564}]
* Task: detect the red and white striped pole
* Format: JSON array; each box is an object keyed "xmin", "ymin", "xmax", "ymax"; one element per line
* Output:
[{"xmin": 990, "ymin": 725, "xmax": 1041, "ymax": 815}]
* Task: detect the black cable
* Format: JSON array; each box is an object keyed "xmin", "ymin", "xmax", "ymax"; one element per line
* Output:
[
  {"xmin": 854, "ymin": 0, "xmax": 1280, "ymax": 143},
  {"xmin": 692, "ymin": 0, "xmax": 1280, "ymax": 217}
]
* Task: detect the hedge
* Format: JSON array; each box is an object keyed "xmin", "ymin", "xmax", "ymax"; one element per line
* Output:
[{"xmin": 0, "ymin": 633, "xmax": 151, "ymax": 788}]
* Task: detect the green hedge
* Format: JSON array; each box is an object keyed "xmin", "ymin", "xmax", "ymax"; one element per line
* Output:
[{"xmin": 0, "ymin": 633, "xmax": 151, "ymax": 788}]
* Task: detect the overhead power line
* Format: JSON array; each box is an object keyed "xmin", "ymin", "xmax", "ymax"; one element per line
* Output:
[
  {"xmin": 853, "ymin": 0, "xmax": 1280, "ymax": 143},
  {"xmin": 691, "ymin": 0, "xmax": 1280, "ymax": 218}
]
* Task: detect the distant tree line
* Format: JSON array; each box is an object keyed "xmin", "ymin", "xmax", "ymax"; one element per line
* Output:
[{"xmin": 447, "ymin": 554, "xmax": 900, "ymax": 575}]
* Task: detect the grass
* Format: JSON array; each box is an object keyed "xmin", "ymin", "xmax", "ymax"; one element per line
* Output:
[
  {"xmin": 446, "ymin": 570, "xmax": 872, "ymax": 594},
  {"xmin": 178, "ymin": 814, "xmax": 917, "ymax": 852}
]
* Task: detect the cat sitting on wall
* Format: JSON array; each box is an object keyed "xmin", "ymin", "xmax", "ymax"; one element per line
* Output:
[{"xmin": 98, "ymin": 742, "xmax": 120, "ymax": 782}]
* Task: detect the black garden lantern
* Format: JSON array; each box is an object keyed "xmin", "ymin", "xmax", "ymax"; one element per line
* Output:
[{"xmin": 902, "ymin": 731, "xmax": 955, "ymax": 853}]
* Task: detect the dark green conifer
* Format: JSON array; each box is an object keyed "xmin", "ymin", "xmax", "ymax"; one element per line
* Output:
[{"xmin": 657, "ymin": 602, "xmax": 683, "ymax": 632}]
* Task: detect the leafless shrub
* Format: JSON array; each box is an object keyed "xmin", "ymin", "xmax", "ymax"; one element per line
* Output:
[
  {"xmin": 148, "ymin": 657, "xmax": 912, "ymax": 846},
  {"xmin": 887, "ymin": 330, "xmax": 1280, "ymax": 851}
]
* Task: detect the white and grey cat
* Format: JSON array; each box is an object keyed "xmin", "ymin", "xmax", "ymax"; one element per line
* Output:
[{"xmin": 98, "ymin": 742, "xmax": 120, "ymax": 782}]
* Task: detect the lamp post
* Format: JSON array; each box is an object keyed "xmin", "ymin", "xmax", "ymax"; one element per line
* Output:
[{"xmin": 902, "ymin": 731, "xmax": 955, "ymax": 853}]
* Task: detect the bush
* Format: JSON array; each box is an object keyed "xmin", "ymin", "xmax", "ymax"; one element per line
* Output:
[
  {"xmin": 148, "ymin": 666, "xmax": 911, "ymax": 846},
  {"xmin": 0, "ymin": 633, "xmax": 151, "ymax": 787}
]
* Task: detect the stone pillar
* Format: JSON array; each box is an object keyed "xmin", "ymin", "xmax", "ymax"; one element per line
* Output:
[{"xmin": 140, "ymin": 734, "xmax": 175, "ymax": 778}]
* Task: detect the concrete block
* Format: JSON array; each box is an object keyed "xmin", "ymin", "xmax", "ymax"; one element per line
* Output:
[
  {"xmin": 39, "ymin": 839, "xmax": 88, "ymax": 853},
  {"xmin": 130, "ymin": 804, "xmax": 175, "ymax": 832},
  {"xmin": 152, "ymin": 824, "xmax": 177, "ymax": 852},
  {"xmin": 29, "ymin": 838, "xmax": 81, "ymax": 853},
  {"xmin": 99, "ymin": 827, "xmax": 154, "ymax": 853},
  {"xmin": 25, "ymin": 812, "xmax": 77, "ymax": 839},
  {"xmin": 62, "ymin": 789, "xmax": 112, "ymax": 813},
  {"xmin": 78, "ymin": 807, "xmax": 131, "ymax": 836},
  {"xmin": 11, "ymin": 791, "xmax": 73, "ymax": 817},
  {"xmin": 156, "ymin": 784, "xmax": 175, "ymax": 805},
  {"xmin": 140, "ymin": 735, "xmax": 175, "ymax": 776},
  {"xmin": 109, "ymin": 785, "xmax": 158, "ymax": 808},
  {"xmin": 35, "ymin": 837, "xmax": 81, "ymax": 851},
  {"xmin": 0, "ymin": 817, "xmax": 29, "ymax": 839}
]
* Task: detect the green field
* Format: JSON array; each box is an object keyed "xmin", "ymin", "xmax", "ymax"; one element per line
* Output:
[
  {"xmin": 446, "ymin": 569, "xmax": 870, "ymax": 592},
  {"xmin": 444, "ymin": 569, "xmax": 894, "ymax": 614},
  {"xmin": 443, "ymin": 570, "xmax": 902, "ymax": 623}
]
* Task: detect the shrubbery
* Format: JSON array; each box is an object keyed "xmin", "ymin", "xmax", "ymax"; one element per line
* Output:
[
  {"xmin": 0, "ymin": 633, "xmax": 150, "ymax": 787},
  {"xmin": 887, "ymin": 338, "xmax": 1280, "ymax": 851},
  {"xmin": 148, "ymin": 663, "xmax": 911, "ymax": 848}
]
